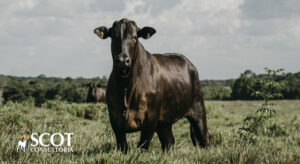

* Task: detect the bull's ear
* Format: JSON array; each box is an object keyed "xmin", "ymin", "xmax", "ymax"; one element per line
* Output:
[
  {"xmin": 138, "ymin": 27, "xmax": 156, "ymax": 39},
  {"xmin": 94, "ymin": 26, "xmax": 111, "ymax": 39}
]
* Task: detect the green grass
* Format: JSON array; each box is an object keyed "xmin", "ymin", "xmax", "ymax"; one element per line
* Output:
[{"xmin": 0, "ymin": 100, "xmax": 300, "ymax": 163}]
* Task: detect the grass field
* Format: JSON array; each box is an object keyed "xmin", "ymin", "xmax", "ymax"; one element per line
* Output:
[{"xmin": 0, "ymin": 100, "xmax": 299, "ymax": 163}]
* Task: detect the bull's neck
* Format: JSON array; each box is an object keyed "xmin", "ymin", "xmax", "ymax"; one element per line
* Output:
[
  {"xmin": 130, "ymin": 42, "xmax": 150, "ymax": 74},
  {"xmin": 120, "ymin": 42, "xmax": 152, "ymax": 88},
  {"xmin": 134, "ymin": 42, "xmax": 150, "ymax": 71},
  {"xmin": 122, "ymin": 42, "xmax": 151, "ymax": 108}
]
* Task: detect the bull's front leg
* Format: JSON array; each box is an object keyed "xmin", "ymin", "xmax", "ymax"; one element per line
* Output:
[
  {"xmin": 109, "ymin": 111, "xmax": 128, "ymax": 152},
  {"xmin": 137, "ymin": 118, "xmax": 157, "ymax": 150},
  {"xmin": 137, "ymin": 128, "xmax": 155, "ymax": 150},
  {"xmin": 111, "ymin": 122, "xmax": 128, "ymax": 152},
  {"xmin": 115, "ymin": 130, "xmax": 128, "ymax": 152}
]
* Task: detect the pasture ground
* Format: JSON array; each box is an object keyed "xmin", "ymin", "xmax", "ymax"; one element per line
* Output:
[{"xmin": 0, "ymin": 100, "xmax": 299, "ymax": 163}]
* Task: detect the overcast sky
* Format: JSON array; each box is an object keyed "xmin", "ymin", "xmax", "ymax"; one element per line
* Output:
[{"xmin": 0, "ymin": 0, "xmax": 299, "ymax": 80}]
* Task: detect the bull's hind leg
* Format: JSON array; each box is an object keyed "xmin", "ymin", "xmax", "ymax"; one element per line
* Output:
[
  {"xmin": 186, "ymin": 100, "xmax": 209, "ymax": 148},
  {"xmin": 156, "ymin": 123, "xmax": 175, "ymax": 151}
]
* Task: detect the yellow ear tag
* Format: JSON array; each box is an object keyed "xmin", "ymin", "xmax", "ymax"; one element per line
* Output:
[
  {"xmin": 100, "ymin": 32, "xmax": 104, "ymax": 38},
  {"xmin": 146, "ymin": 33, "xmax": 150, "ymax": 39}
]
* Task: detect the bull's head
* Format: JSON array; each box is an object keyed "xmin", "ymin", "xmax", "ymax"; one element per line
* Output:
[{"xmin": 94, "ymin": 18, "xmax": 156, "ymax": 77}]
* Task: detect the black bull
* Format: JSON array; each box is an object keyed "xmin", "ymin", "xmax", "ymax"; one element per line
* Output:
[{"xmin": 94, "ymin": 18, "xmax": 209, "ymax": 151}]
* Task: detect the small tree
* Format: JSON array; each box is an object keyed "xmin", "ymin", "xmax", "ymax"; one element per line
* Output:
[
  {"xmin": 239, "ymin": 68, "xmax": 286, "ymax": 139},
  {"xmin": 231, "ymin": 70, "xmax": 258, "ymax": 100}
]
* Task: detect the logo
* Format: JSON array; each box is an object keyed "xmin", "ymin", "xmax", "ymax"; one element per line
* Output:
[
  {"xmin": 17, "ymin": 132, "xmax": 74, "ymax": 153},
  {"xmin": 17, "ymin": 132, "xmax": 31, "ymax": 152}
]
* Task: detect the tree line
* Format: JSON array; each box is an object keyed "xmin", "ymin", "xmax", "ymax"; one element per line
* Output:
[
  {"xmin": 0, "ymin": 69, "xmax": 299, "ymax": 105},
  {"xmin": 231, "ymin": 70, "xmax": 300, "ymax": 100},
  {"xmin": 0, "ymin": 75, "xmax": 107, "ymax": 105}
]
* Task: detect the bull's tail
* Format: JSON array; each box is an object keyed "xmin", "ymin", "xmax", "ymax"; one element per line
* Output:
[{"xmin": 187, "ymin": 66, "xmax": 210, "ymax": 148}]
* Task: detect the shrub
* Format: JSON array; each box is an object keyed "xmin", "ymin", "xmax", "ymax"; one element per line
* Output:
[{"xmin": 239, "ymin": 68, "xmax": 286, "ymax": 140}]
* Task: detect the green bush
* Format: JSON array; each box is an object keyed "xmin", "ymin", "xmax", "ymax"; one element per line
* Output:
[{"xmin": 239, "ymin": 68, "xmax": 286, "ymax": 140}]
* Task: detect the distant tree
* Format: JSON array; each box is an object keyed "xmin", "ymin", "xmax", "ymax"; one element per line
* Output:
[
  {"xmin": 3, "ymin": 78, "xmax": 29, "ymax": 103},
  {"xmin": 231, "ymin": 70, "xmax": 258, "ymax": 100},
  {"xmin": 282, "ymin": 72, "xmax": 300, "ymax": 99},
  {"xmin": 28, "ymin": 79, "xmax": 48, "ymax": 105},
  {"xmin": 0, "ymin": 77, "xmax": 6, "ymax": 105},
  {"xmin": 201, "ymin": 79, "xmax": 235, "ymax": 88},
  {"xmin": 203, "ymin": 86, "xmax": 232, "ymax": 100},
  {"xmin": 0, "ymin": 90, "xmax": 2, "ymax": 106},
  {"xmin": 37, "ymin": 74, "xmax": 47, "ymax": 79},
  {"xmin": 65, "ymin": 77, "xmax": 72, "ymax": 82}
]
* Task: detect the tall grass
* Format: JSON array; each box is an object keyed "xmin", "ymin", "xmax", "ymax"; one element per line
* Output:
[{"xmin": 0, "ymin": 100, "xmax": 299, "ymax": 163}]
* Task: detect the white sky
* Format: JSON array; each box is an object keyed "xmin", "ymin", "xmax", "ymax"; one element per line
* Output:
[{"xmin": 0, "ymin": 0, "xmax": 299, "ymax": 80}]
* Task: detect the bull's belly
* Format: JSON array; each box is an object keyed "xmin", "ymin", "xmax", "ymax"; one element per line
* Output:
[
  {"xmin": 158, "ymin": 107, "xmax": 192, "ymax": 123},
  {"xmin": 158, "ymin": 99, "xmax": 193, "ymax": 121},
  {"xmin": 123, "ymin": 106, "xmax": 192, "ymax": 133},
  {"xmin": 122, "ymin": 91, "xmax": 193, "ymax": 132}
]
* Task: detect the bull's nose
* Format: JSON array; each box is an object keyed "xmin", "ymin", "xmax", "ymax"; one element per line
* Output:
[
  {"xmin": 119, "ymin": 59, "xmax": 130, "ymax": 68},
  {"xmin": 117, "ymin": 55, "xmax": 131, "ymax": 67},
  {"xmin": 124, "ymin": 58, "xmax": 130, "ymax": 66}
]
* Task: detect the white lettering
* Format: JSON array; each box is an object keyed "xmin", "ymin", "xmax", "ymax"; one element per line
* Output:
[
  {"xmin": 30, "ymin": 133, "xmax": 39, "ymax": 147},
  {"xmin": 65, "ymin": 133, "xmax": 73, "ymax": 146},
  {"xmin": 50, "ymin": 133, "xmax": 64, "ymax": 146},
  {"xmin": 39, "ymin": 133, "xmax": 50, "ymax": 146}
]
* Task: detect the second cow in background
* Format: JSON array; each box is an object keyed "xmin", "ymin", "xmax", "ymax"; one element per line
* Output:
[{"xmin": 86, "ymin": 83, "xmax": 106, "ymax": 103}]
